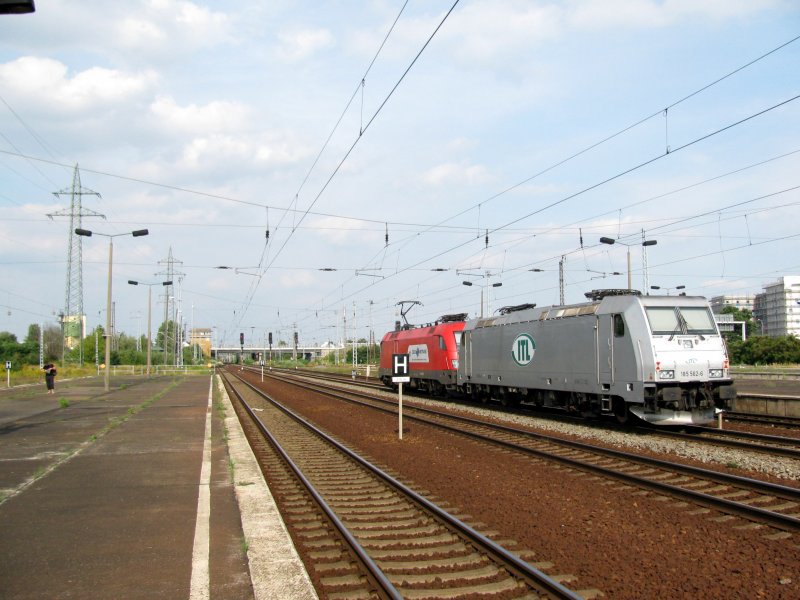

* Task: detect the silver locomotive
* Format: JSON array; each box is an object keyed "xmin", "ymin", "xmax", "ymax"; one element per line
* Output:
[{"xmin": 457, "ymin": 290, "xmax": 735, "ymax": 425}]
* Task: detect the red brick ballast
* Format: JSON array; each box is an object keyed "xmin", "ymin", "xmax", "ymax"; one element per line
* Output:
[{"xmin": 240, "ymin": 372, "xmax": 798, "ymax": 600}]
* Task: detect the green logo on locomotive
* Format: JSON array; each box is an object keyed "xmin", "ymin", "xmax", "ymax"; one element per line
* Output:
[{"xmin": 511, "ymin": 333, "xmax": 536, "ymax": 366}]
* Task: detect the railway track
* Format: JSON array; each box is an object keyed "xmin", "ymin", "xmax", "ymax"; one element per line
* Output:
[
  {"xmin": 678, "ymin": 424, "xmax": 800, "ymax": 459},
  {"xmin": 726, "ymin": 410, "xmax": 800, "ymax": 430},
  {"xmin": 255, "ymin": 368, "xmax": 800, "ymax": 535},
  {"xmin": 221, "ymin": 369, "xmax": 584, "ymax": 600},
  {"xmin": 252, "ymin": 366, "xmax": 800, "ymax": 459}
]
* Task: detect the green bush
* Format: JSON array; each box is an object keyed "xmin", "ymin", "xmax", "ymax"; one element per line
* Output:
[{"xmin": 727, "ymin": 335, "xmax": 800, "ymax": 366}]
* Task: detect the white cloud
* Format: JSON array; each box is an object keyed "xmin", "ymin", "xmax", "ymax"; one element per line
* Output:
[
  {"xmin": 275, "ymin": 28, "xmax": 334, "ymax": 62},
  {"xmin": 174, "ymin": 130, "xmax": 308, "ymax": 171},
  {"xmin": 150, "ymin": 96, "xmax": 251, "ymax": 134},
  {"xmin": 0, "ymin": 57, "xmax": 156, "ymax": 112},
  {"xmin": 447, "ymin": 137, "xmax": 479, "ymax": 153},
  {"xmin": 127, "ymin": 0, "xmax": 232, "ymax": 49},
  {"xmin": 566, "ymin": 0, "xmax": 781, "ymax": 30},
  {"xmin": 448, "ymin": 2, "xmax": 562, "ymax": 60},
  {"xmin": 434, "ymin": 0, "xmax": 783, "ymax": 65},
  {"xmin": 118, "ymin": 18, "xmax": 167, "ymax": 47}
]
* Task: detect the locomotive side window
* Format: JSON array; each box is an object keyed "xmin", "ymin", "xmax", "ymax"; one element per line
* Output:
[
  {"xmin": 613, "ymin": 314, "xmax": 625, "ymax": 337},
  {"xmin": 438, "ymin": 335, "xmax": 446, "ymax": 350}
]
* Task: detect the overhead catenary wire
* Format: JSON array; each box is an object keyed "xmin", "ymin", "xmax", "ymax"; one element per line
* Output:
[
  {"xmin": 375, "ymin": 33, "xmax": 800, "ymax": 251},
  {"xmin": 2, "ymin": 21, "xmax": 797, "ymax": 343},
  {"xmin": 312, "ymin": 92, "xmax": 800, "ymax": 317},
  {"xmin": 228, "ymin": 0, "xmax": 463, "ymax": 332},
  {"xmin": 1, "ymin": 34, "xmax": 795, "ymax": 251}
]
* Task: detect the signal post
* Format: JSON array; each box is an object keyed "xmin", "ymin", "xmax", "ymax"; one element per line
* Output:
[{"xmin": 392, "ymin": 354, "xmax": 410, "ymax": 440}]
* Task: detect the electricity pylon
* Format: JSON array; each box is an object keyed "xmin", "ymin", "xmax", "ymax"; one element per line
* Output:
[{"xmin": 47, "ymin": 164, "xmax": 105, "ymax": 365}]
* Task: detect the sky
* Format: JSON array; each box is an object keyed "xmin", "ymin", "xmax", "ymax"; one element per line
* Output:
[{"xmin": 0, "ymin": 0, "xmax": 798, "ymax": 350}]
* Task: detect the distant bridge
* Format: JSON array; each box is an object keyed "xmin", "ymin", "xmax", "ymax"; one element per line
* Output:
[{"xmin": 212, "ymin": 344, "xmax": 349, "ymax": 363}]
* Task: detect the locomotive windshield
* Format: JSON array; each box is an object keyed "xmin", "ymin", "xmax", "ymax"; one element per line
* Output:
[{"xmin": 645, "ymin": 306, "xmax": 717, "ymax": 336}]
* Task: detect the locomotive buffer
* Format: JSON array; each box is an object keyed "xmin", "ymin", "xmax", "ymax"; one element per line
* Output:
[{"xmin": 392, "ymin": 354, "xmax": 410, "ymax": 440}]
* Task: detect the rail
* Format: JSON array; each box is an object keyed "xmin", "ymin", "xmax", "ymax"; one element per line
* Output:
[
  {"xmin": 224, "ymin": 368, "xmax": 582, "ymax": 599},
  {"xmin": 265, "ymin": 369, "xmax": 800, "ymax": 533}
]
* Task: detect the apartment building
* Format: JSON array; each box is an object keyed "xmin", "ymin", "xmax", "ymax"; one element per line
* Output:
[{"xmin": 752, "ymin": 276, "xmax": 800, "ymax": 338}]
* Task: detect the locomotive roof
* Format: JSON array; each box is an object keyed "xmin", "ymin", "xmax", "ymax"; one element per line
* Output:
[
  {"xmin": 467, "ymin": 292, "xmax": 710, "ymax": 329},
  {"xmin": 382, "ymin": 318, "xmax": 466, "ymax": 340}
]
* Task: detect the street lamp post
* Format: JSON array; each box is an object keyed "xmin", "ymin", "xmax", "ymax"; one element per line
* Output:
[
  {"xmin": 599, "ymin": 237, "xmax": 657, "ymax": 291},
  {"xmin": 128, "ymin": 279, "xmax": 172, "ymax": 377},
  {"xmin": 76, "ymin": 228, "xmax": 148, "ymax": 391},
  {"xmin": 650, "ymin": 285, "xmax": 685, "ymax": 296},
  {"xmin": 462, "ymin": 273, "xmax": 502, "ymax": 317}
]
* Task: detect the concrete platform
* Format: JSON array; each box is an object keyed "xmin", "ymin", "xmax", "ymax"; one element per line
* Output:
[{"xmin": 0, "ymin": 373, "xmax": 316, "ymax": 599}]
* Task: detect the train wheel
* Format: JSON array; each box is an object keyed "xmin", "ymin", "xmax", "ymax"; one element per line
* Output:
[{"xmin": 612, "ymin": 398, "xmax": 630, "ymax": 424}]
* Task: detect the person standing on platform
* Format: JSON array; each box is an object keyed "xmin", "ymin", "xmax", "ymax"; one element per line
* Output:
[{"xmin": 44, "ymin": 363, "xmax": 56, "ymax": 394}]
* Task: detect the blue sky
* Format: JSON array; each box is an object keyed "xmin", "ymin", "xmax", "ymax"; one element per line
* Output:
[{"xmin": 1, "ymin": 0, "xmax": 798, "ymax": 348}]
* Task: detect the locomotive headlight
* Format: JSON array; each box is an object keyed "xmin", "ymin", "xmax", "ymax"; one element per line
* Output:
[
  {"xmin": 658, "ymin": 369, "xmax": 675, "ymax": 380},
  {"xmin": 709, "ymin": 369, "xmax": 723, "ymax": 378},
  {"xmin": 452, "ymin": 359, "xmax": 459, "ymax": 369}
]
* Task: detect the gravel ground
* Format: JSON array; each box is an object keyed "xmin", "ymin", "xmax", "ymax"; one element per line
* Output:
[
  {"xmin": 244, "ymin": 371, "xmax": 799, "ymax": 600},
  {"xmin": 317, "ymin": 375, "xmax": 800, "ymax": 483},
  {"xmin": 408, "ymin": 397, "xmax": 800, "ymax": 482}
]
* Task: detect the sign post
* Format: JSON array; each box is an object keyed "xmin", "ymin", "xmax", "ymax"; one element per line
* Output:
[
  {"xmin": 391, "ymin": 354, "xmax": 410, "ymax": 440},
  {"xmin": 5, "ymin": 361, "xmax": 11, "ymax": 388}
]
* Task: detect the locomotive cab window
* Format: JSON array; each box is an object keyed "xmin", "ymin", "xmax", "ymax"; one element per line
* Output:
[
  {"xmin": 680, "ymin": 307, "xmax": 717, "ymax": 335},
  {"xmin": 613, "ymin": 314, "xmax": 625, "ymax": 337},
  {"xmin": 453, "ymin": 331, "xmax": 463, "ymax": 346},
  {"xmin": 437, "ymin": 335, "xmax": 446, "ymax": 350},
  {"xmin": 646, "ymin": 306, "xmax": 717, "ymax": 336}
]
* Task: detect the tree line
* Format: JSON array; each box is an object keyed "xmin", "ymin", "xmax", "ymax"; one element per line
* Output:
[
  {"xmin": 0, "ymin": 320, "xmax": 206, "ymax": 370},
  {"xmin": 718, "ymin": 306, "xmax": 800, "ymax": 365}
]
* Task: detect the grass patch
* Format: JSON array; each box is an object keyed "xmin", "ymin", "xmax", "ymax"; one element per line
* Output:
[
  {"xmin": 58, "ymin": 397, "xmax": 70, "ymax": 408},
  {"xmin": 212, "ymin": 376, "xmax": 230, "ymax": 442},
  {"xmin": 726, "ymin": 462, "xmax": 740, "ymax": 469},
  {"xmin": 92, "ymin": 379, "xmax": 183, "ymax": 442},
  {"xmin": 240, "ymin": 536, "xmax": 249, "ymax": 555}
]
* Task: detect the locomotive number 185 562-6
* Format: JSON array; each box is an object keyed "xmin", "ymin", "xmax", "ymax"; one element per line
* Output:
[{"xmin": 680, "ymin": 370, "xmax": 705, "ymax": 378}]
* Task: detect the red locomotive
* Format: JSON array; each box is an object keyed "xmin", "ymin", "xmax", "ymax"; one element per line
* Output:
[{"xmin": 378, "ymin": 313, "xmax": 466, "ymax": 395}]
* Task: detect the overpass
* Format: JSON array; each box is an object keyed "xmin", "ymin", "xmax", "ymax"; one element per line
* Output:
[{"xmin": 212, "ymin": 344, "xmax": 348, "ymax": 363}]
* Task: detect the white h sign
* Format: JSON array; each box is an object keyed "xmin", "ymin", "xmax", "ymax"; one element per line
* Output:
[
  {"xmin": 392, "ymin": 353, "xmax": 410, "ymax": 382},
  {"xmin": 392, "ymin": 353, "xmax": 410, "ymax": 440}
]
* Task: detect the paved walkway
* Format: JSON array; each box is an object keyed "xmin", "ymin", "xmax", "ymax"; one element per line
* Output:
[{"xmin": 0, "ymin": 373, "xmax": 315, "ymax": 599}]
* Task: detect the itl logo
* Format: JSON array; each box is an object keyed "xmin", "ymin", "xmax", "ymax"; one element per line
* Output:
[{"xmin": 512, "ymin": 333, "xmax": 536, "ymax": 366}]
